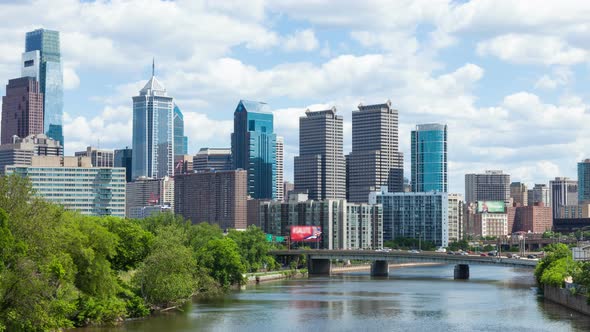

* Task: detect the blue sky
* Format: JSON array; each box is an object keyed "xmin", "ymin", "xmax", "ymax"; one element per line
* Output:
[{"xmin": 1, "ymin": 0, "xmax": 590, "ymax": 195}]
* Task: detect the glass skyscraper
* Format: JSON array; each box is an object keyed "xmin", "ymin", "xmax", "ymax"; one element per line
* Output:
[
  {"xmin": 578, "ymin": 159, "xmax": 590, "ymax": 204},
  {"xmin": 132, "ymin": 72, "xmax": 174, "ymax": 180},
  {"xmin": 23, "ymin": 29, "xmax": 63, "ymax": 146},
  {"xmin": 173, "ymin": 104, "xmax": 188, "ymax": 156},
  {"xmin": 231, "ymin": 100, "xmax": 276, "ymax": 200},
  {"xmin": 411, "ymin": 123, "xmax": 447, "ymax": 192}
]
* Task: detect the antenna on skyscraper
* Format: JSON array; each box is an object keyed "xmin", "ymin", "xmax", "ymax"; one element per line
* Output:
[{"xmin": 152, "ymin": 57, "xmax": 155, "ymax": 77}]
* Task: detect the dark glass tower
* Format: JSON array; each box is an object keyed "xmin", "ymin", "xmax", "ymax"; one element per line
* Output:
[
  {"xmin": 173, "ymin": 104, "xmax": 188, "ymax": 156},
  {"xmin": 24, "ymin": 29, "xmax": 63, "ymax": 146},
  {"xmin": 411, "ymin": 123, "xmax": 448, "ymax": 192}
]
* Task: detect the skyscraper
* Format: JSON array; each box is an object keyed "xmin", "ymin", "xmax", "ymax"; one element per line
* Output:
[
  {"xmin": 527, "ymin": 184, "xmax": 551, "ymax": 207},
  {"xmin": 75, "ymin": 146, "xmax": 114, "ymax": 167},
  {"xmin": 411, "ymin": 123, "xmax": 447, "ymax": 192},
  {"xmin": 231, "ymin": 100, "xmax": 276, "ymax": 199},
  {"xmin": 578, "ymin": 159, "xmax": 590, "ymax": 203},
  {"xmin": 294, "ymin": 108, "xmax": 345, "ymax": 200},
  {"xmin": 550, "ymin": 177, "xmax": 578, "ymax": 218},
  {"xmin": 132, "ymin": 63, "xmax": 174, "ymax": 179},
  {"xmin": 114, "ymin": 147, "xmax": 132, "ymax": 182},
  {"xmin": 173, "ymin": 104, "xmax": 188, "ymax": 156},
  {"xmin": 23, "ymin": 29, "xmax": 63, "ymax": 145},
  {"xmin": 1, "ymin": 77, "xmax": 44, "ymax": 144},
  {"xmin": 510, "ymin": 182, "xmax": 528, "ymax": 206},
  {"xmin": 347, "ymin": 101, "xmax": 403, "ymax": 203},
  {"xmin": 276, "ymin": 136, "xmax": 284, "ymax": 201},
  {"xmin": 193, "ymin": 148, "xmax": 232, "ymax": 172},
  {"xmin": 465, "ymin": 170, "xmax": 510, "ymax": 204}
]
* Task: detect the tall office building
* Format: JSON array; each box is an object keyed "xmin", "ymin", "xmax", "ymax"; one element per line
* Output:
[
  {"xmin": 550, "ymin": 177, "xmax": 578, "ymax": 218},
  {"xmin": 448, "ymin": 193, "xmax": 464, "ymax": 241},
  {"xmin": 6, "ymin": 156, "xmax": 125, "ymax": 217},
  {"xmin": 174, "ymin": 170, "xmax": 247, "ymax": 230},
  {"xmin": 231, "ymin": 100, "xmax": 276, "ymax": 199},
  {"xmin": 276, "ymin": 136, "xmax": 284, "ymax": 201},
  {"xmin": 283, "ymin": 181, "xmax": 294, "ymax": 201},
  {"xmin": 0, "ymin": 133, "xmax": 62, "ymax": 173},
  {"xmin": 23, "ymin": 29, "xmax": 63, "ymax": 145},
  {"xmin": 173, "ymin": 104, "xmax": 188, "ymax": 156},
  {"xmin": 578, "ymin": 159, "xmax": 590, "ymax": 203},
  {"xmin": 347, "ymin": 100, "xmax": 403, "ymax": 203},
  {"xmin": 75, "ymin": 146, "xmax": 114, "ymax": 167},
  {"xmin": 126, "ymin": 176, "xmax": 174, "ymax": 217},
  {"xmin": 411, "ymin": 123, "xmax": 447, "ymax": 192},
  {"xmin": 510, "ymin": 182, "xmax": 528, "ymax": 206},
  {"xmin": 193, "ymin": 148, "xmax": 232, "ymax": 172},
  {"xmin": 527, "ymin": 184, "xmax": 551, "ymax": 207},
  {"xmin": 114, "ymin": 147, "xmax": 132, "ymax": 182},
  {"xmin": 1, "ymin": 77, "xmax": 44, "ymax": 144},
  {"xmin": 174, "ymin": 155, "xmax": 193, "ymax": 175},
  {"xmin": 370, "ymin": 188, "xmax": 449, "ymax": 247},
  {"xmin": 465, "ymin": 170, "xmax": 510, "ymax": 204},
  {"xmin": 131, "ymin": 63, "xmax": 174, "ymax": 180},
  {"xmin": 294, "ymin": 108, "xmax": 345, "ymax": 200}
]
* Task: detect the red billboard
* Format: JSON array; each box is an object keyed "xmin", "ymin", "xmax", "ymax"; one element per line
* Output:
[{"xmin": 290, "ymin": 226, "xmax": 322, "ymax": 242}]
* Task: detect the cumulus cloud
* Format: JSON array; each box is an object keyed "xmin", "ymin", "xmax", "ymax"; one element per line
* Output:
[{"xmin": 282, "ymin": 29, "xmax": 319, "ymax": 52}]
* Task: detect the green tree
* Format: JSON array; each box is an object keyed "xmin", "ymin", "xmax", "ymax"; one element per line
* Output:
[
  {"xmin": 188, "ymin": 222, "xmax": 223, "ymax": 252},
  {"xmin": 228, "ymin": 225, "xmax": 273, "ymax": 272},
  {"xmin": 197, "ymin": 238, "xmax": 245, "ymax": 289},
  {"xmin": 535, "ymin": 243, "xmax": 572, "ymax": 286},
  {"xmin": 104, "ymin": 218, "xmax": 154, "ymax": 271}
]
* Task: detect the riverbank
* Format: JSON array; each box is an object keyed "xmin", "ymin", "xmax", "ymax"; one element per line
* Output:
[
  {"xmin": 544, "ymin": 285, "xmax": 590, "ymax": 316},
  {"xmin": 244, "ymin": 269, "xmax": 308, "ymax": 285}
]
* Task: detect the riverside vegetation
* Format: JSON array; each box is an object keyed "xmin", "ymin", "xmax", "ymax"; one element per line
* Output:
[{"xmin": 0, "ymin": 175, "xmax": 282, "ymax": 331}]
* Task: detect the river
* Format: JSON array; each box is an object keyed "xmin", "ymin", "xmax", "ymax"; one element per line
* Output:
[{"xmin": 80, "ymin": 264, "xmax": 590, "ymax": 331}]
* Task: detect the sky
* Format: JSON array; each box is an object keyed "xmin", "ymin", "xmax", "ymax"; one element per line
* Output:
[{"xmin": 1, "ymin": 0, "xmax": 590, "ymax": 195}]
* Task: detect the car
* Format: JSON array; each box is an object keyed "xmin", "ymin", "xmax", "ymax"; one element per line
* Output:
[
  {"xmin": 408, "ymin": 249, "xmax": 420, "ymax": 254},
  {"xmin": 447, "ymin": 251, "xmax": 455, "ymax": 255},
  {"xmin": 527, "ymin": 254, "xmax": 537, "ymax": 259},
  {"xmin": 480, "ymin": 253, "xmax": 487, "ymax": 257},
  {"xmin": 435, "ymin": 247, "xmax": 447, "ymax": 253},
  {"xmin": 512, "ymin": 255, "xmax": 521, "ymax": 259},
  {"xmin": 459, "ymin": 252, "xmax": 468, "ymax": 256}
]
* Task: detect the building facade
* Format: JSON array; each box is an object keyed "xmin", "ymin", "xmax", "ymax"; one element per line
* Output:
[
  {"xmin": 0, "ymin": 133, "xmax": 62, "ymax": 174},
  {"xmin": 174, "ymin": 155, "xmax": 193, "ymax": 175},
  {"xmin": 174, "ymin": 170, "xmax": 247, "ymax": 230},
  {"xmin": 231, "ymin": 100, "xmax": 276, "ymax": 199},
  {"xmin": 131, "ymin": 69, "xmax": 174, "ymax": 180},
  {"xmin": 472, "ymin": 213, "xmax": 508, "ymax": 237},
  {"xmin": 1, "ymin": 77, "xmax": 44, "ymax": 144},
  {"xmin": 114, "ymin": 147, "xmax": 132, "ymax": 182},
  {"xmin": 370, "ymin": 189, "xmax": 449, "ymax": 247},
  {"xmin": 465, "ymin": 170, "xmax": 510, "ymax": 204},
  {"xmin": 550, "ymin": 177, "xmax": 578, "ymax": 219},
  {"xmin": 411, "ymin": 123, "xmax": 447, "ymax": 192},
  {"xmin": 347, "ymin": 101, "xmax": 404, "ymax": 202},
  {"xmin": 294, "ymin": 108, "xmax": 345, "ymax": 200},
  {"xmin": 510, "ymin": 182, "xmax": 528, "ymax": 207},
  {"xmin": 126, "ymin": 176, "xmax": 174, "ymax": 217},
  {"xmin": 511, "ymin": 204, "xmax": 553, "ymax": 234},
  {"xmin": 579, "ymin": 160, "xmax": 590, "ymax": 204},
  {"xmin": 24, "ymin": 29, "xmax": 63, "ymax": 145},
  {"xmin": 276, "ymin": 136, "xmax": 284, "ymax": 201},
  {"xmin": 527, "ymin": 184, "xmax": 551, "ymax": 208},
  {"xmin": 75, "ymin": 146, "xmax": 114, "ymax": 168},
  {"xmin": 173, "ymin": 104, "xmax": 188, "ymax": 156},
  {"xmin": 448, "ymin": 193, "xmax": 464, "ymax": 242},
  {"xmin": 193, "ymin": 148, "xmax": 232, "ymax": 172},
  {"xmin": 6, "ymin": 156, "xmax": 125, "ymax": 217}
]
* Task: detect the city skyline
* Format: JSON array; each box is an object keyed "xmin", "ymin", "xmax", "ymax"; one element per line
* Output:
[{"xmin": 1, "ymin": 1, "xmax": 590, "ymax": 195}]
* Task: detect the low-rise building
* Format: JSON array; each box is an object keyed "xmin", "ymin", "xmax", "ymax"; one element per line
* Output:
[
  {"xmin": 75, "ymin": 146, "xmax": 114, "ymax": 167},
  {"xmin": 126, "ymin": 176, "xmax": 174, "ymax": 217}
]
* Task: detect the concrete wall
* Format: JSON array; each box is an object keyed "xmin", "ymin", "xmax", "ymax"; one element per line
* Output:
[{"xmin": 544, "ymin": 285, "xmax": 590, "ymax": 316}]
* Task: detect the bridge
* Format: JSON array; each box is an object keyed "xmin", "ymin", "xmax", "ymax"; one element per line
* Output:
[{"xmin": 270, "ymin": 250, "xmax": 537, "ymax": 280}]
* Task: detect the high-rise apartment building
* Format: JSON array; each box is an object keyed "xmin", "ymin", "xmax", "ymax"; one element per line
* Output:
[
  {"xmin": 174, "ymin": 170, "xmax": 247, "ymax": 230},
  {"xmin": 550, "ymin": 177, "xmax": 578, "ymax": 218},
  {"xmin": 174, "ymin": 155, "xmax": 193, "ymax": 175},
  {"xmin": 283, "ymin": 181, "xmax": 294, "ymax": 201},
  {"xmin": 131, "ymin": 65, "xmax": 174, "ymax": 179},
  {"xmin": 276, "ymin": 136, "xmax": 284, "ymax": 201},
  {"xmin": 75, "ymin": 146, "xmax": 114, "ymax": 168},
  {"xmin": 6, "ymin": 156, "xmax": 125, "ymax": 217},
  {"xmin": 578, "ymin": 159, "xmax": 590, "ymax": 203},
  {"xmin": 511, "ymin": 204, "xmax": 553, "ymax": 234},
  {"xmin": 527, "ymin": 184, "xmax": 551, "ymax": 207},
  {"xmin": 1, "ymin": 77, "xmax": 44, "ymax": 144},
  {"xmin": 411, "ymin": 123, "xmax": 447, "ymax": 192},
  {"xmin": 294, "ymin": 108, "xmax": 345, "ymax": 200},
  {"xmin": 114, "ymin": 147, "xmax": 132, "ymax": 182},
  {"xmin": 448, "ymin": 193, "xmax": 464, "ymax": 241},
  {"xmin": 0, "ymin": 134, "xmax": 62, "ymax": 173},
  {"xmin": 193, "ymin": 148, "xmax": 232, "ymax": 172},
  {"xmin": 370, "ymin": 188, "xmax": 449, "ymax": 247},
  {"xmin": 347, "ymin": 101, "xmax": 403, "ymax": 203},
  {"xmin": 231, "ymin": 100, "xmax": 276, "ymax": 199},
  {"xmin": 126, "ymin": 176, "xmax": 174, "ymax": 217},
  {"xmin": 465, "ymin": 170, "xmax": 510, "ymax": 204},
  {"xmin": 173, "ymin": 104, "xmax": 188, "ymax": 156},
  {"xmin": 23, "ymin": 29, "xmax": 63, "ymax": 145},
  {"xmin": 510, "ymin": 182, "xmax": 528, "ymax": 207}
]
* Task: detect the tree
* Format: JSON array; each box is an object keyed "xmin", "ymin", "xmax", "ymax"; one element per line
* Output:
[
  {"xmin": 197, "ymin": 238, "xmax": 245, "ymax": 289},
  {"xmin": 187, "ymin": 222, "xmax": 223, "ymax": 252},
  {"xmin": 104, "ymin": 218, "xmax": 154, "ymax": 271},
  {"xmin": 535, "ymin": 243, "xmax": 572, "ymax": 286},
  {"xmin": 228, "ymin": 225, "xmax": 273, "ymax": 272}
]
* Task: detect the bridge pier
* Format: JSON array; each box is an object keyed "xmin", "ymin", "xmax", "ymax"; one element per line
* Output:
[
  {"xmin": 371, "ymin": 260, "xmax": 389, "ymax": 277},
  {"xmin": 308, "ymin": 258, "xmax": 331, "ymax": 276},
  {"xmin": 454, "ymin": 264, "xmax": 470, "ymax": 280}
]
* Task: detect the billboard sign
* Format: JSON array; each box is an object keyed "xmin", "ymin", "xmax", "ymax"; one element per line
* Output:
[
  {"xmin": 477, "ymin": 201, "xmax": 505, "ymax": 213},
  {"xmin": 290, "ymin": 226, "xmax": 322, "ymax": 242}
]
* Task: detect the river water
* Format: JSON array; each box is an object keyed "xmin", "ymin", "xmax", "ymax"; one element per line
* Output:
[{"xmin": 81, "ymin": 265, "xmax": 590, "ymax": 331}]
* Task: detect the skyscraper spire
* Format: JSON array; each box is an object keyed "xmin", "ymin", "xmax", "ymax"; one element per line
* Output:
[{"xmin": 152, "ymin": 57, "xmax": 155, "ymax": 77}]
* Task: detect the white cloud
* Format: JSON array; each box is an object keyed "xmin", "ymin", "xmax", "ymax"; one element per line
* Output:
[
  {"xmin": 282, "ymin": 29, "xmax": 319, "ymax": 52},
  {"xmin": 477, "ymin": 34, "xmax": 590, "ymax": 65},
  {"xmin": 62, "ymin": 64, "xmax": 80, "ymax": 90},
  {"xmin": 534, "ymin": 67, "xmax": 572, "ymax": 90}
]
